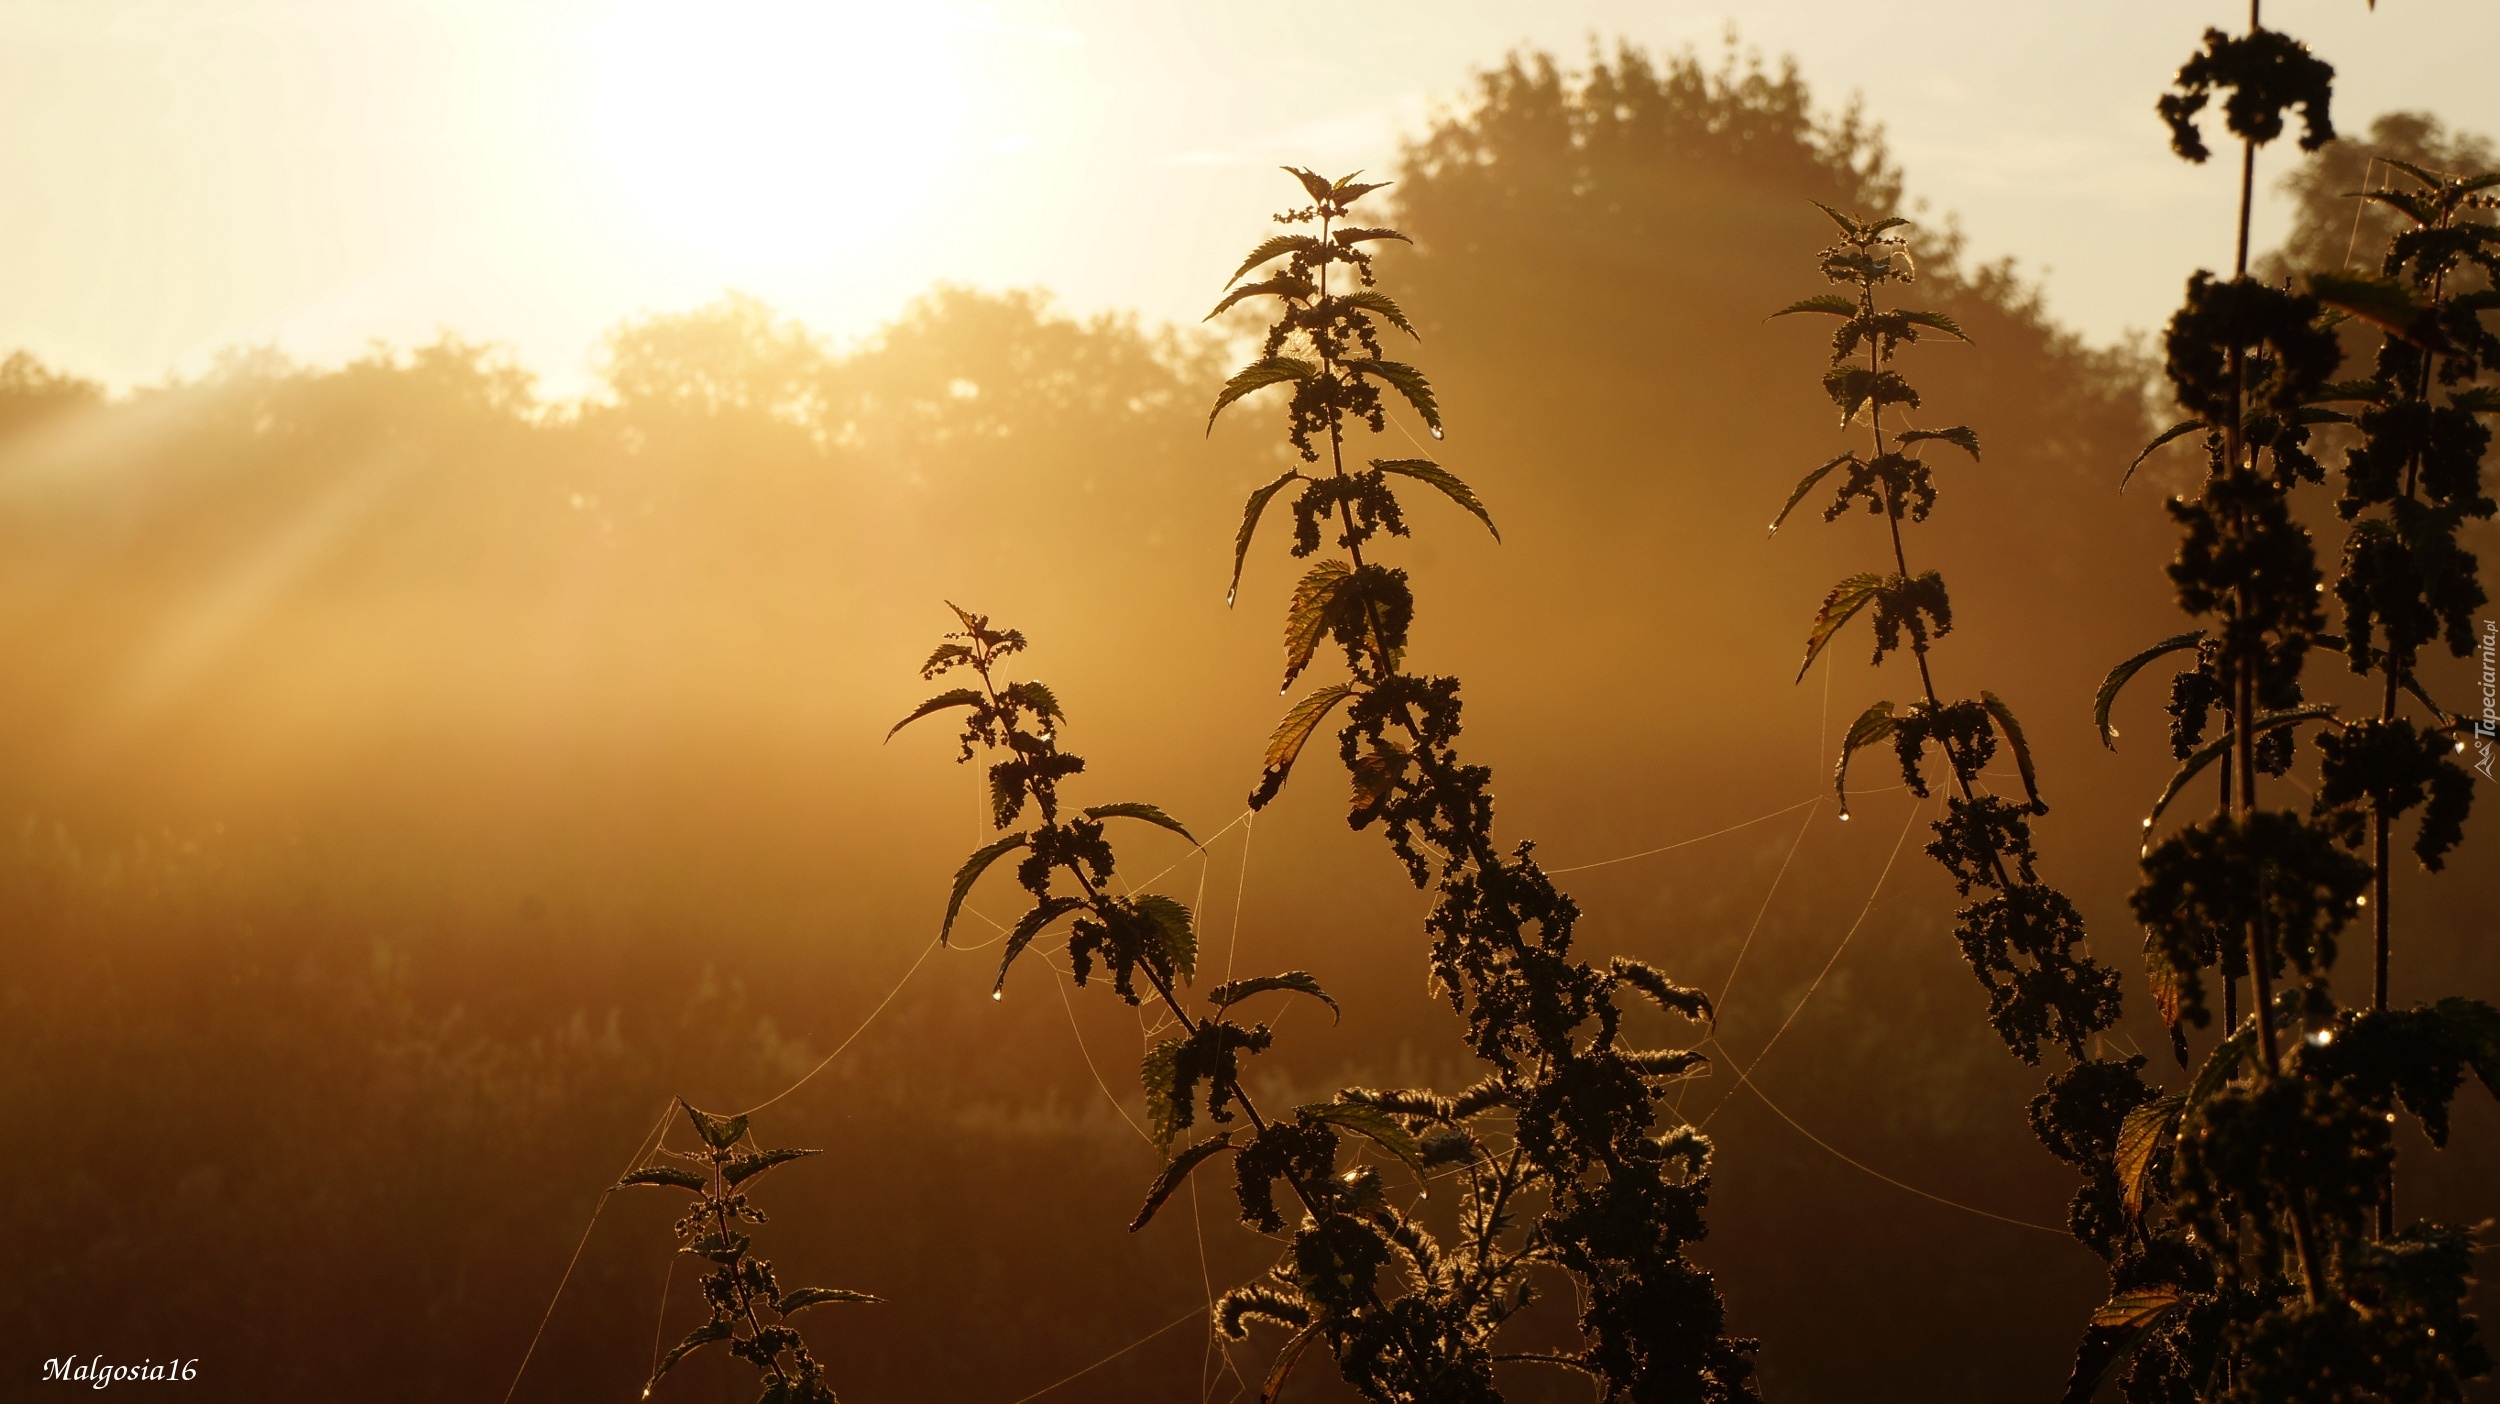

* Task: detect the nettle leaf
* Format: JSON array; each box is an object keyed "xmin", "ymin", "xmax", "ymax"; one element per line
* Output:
[
  {"xmin": 1208, "ymin": 357, "xmax": 1320, "ymax": 433},
  {"xmin": 1834, "ymin": 699, "xmax": 1897, "ymax": 818},
  {"xmin": 1140, "ymin": 1038, "xmax": 1186, "ymax": 1150},
  {"xmin": 2116, "ymin": 1093, "xmax": 2184, "ymax": 1218},
  {"xmin": 1350, "ymin": 359, "xmax": 1441, "ymax": 433},
  {"xmin": 2094, "ymin": 630, "xmax": 2204, "ymax": 749},
  {"xmin": 1608, "ymin": 957, "xmax": 1714, "ymax": 1026},
  {"xmin": 1980, "ymin": 692, "xmax": 2042, "ymax": 810},
  {"xmin": 1301, "ymin": 1100, "xmax": 1423, "ymax": 1179},
  {"xmin": 1898, "ymin": 309, "xmax": 1969, "ymax": 342},
  {"xmin": 1347, "ymin": 739, "xmax": 1409, "ymax": 814},
  {"xmin": 776, "ymin": 1288, "xmax": 881, "ymax": 1315},
  {"xmin": 1282, "ymin": 560, "xmax": 1354, "ymax": 690},
  {"xmin": 2145, "ymin": 704, "xmax": 2337, "ymax": 829},
  {"xmin": 1338, "ymin": 290, "xmax": 1417, "ymax": 339},
  {"xmin": 724, "ymin": 1148, "xmax": 820, "ymax": 1188},
  {"xmin": 1253, "ymin": 684, "xmax": 1357, "ymax": 808},
  {"xmin": 1136, "ymin": 894, "xmax": 1198, "ymax": 984},
  {"xmin": 2436, "ymin": 997, "xmax": 2500, "ymax": 1100},
  {"xmin": 652, "ymin": 1320, "xmax": 734, "ymax": 1383},
  {"xmin": 1227, "ymin": 235, "xmax": 1325, "ymax": 286},
  {"xmin": 1372, "ymin": 458, "xmax": 1498, "ymax": 539},
  {"xmin": 997, "ymin": 895, "xmax": 1086, "ymax": 996},
  {"xmin": 1128, "ymin": 1133, "xmax": 1236, "ymax": 1232},
  {"xmin": 943, "ymin": 832, "xmax": 1030, "ymax": 944},
  {"xmin": 2451, "ymin": 385, "xmax": 2500, "ymax": 415},
  {"xmin": 887, "ymin": 688, "xmax": 984, "ymax": 742},
  {"xmin": 1333, "ymin": 226, "xmax": 1412, "ymax": 248},
  {"xmin": 1897, "ymin": 426, "xmax": 1980, "ymax": 459},
  {"xmin": 2311, "ymin": 271, "xmax": 2449, "ymax": 348},
  {"xmin": 1003, "ymin": 680, "xmax": 1062, "ymax": 723},
  {"xmin": 2122, "ymin": 419, "xmax": 2205, "ymax": 492},
  {"xmin": 1208, "ymin": 971, "xmax": 1340, "ymax": 1023},
  {"xmin": 1772, "ymin": 294, "xmax": 1858, "ymax": 319},
  {"xmin": 683, "ymin": 1103, "xmax": 749, "ymax": 1151},
  {"xmin": 1207, "ymin": 273, "xmax": 1317, "ymax": 322},
  {"xmin": 1285, "ymin": 165, "xmax": 1335, "ymax": 203},
  {"xmin": 2314, "ymin": 378, "xmax": 2389, "ymax": 404},
  {"xmin": 1229, "ymin": 470, "xmax": 1302, "ymax": 607},
  {"xmin": 617, "ymin": 1165, "xmax": 708, "ymax": 1193},
  {"xmin": 1771, "ymin": 452, "xmax": 1855, "ymax": 535},
  {"xmin": 1084, "ymin": 802, "xmax": 1197, "ymax": 845},
  {"xmin": 1810, "ymin": 201, "xmax": 1863, "ymax": 237},
  {"xmin": 1798, "ymin": 573, "xmax": 1887, "ymax": 681}
]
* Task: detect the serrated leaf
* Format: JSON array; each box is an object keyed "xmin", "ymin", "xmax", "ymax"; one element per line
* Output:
[
  {"xmin": 1980, "ymin": 692, "xmax": 2042, "ymax": 810},
  {"xmin": 776, "ymin": 1287, "xmax": 881, "ymax": 1315},
  {"xmin": 1301, "ymin": 1100, "xmax": 1423, "ymax": 1179},
  {"xmin": 1208, "ymin": 356, "xmax": 1320, "ymax": 434},
  {"xmin": 617, "ymin": 1166, "xmax": 709, "ymax": 1193},
  {"xmin": 1332, "ymin": 226, "xmax": 1411, "ymax": 248},
  {"xmin": 2092, "ymin": 1287, "xmax": 2183, "ymax": 1332},
  {"xmin": 1834, "ymin": 699, "xmax": 1897, "ymax": 818},
  {"xmin": 1260, "ymin": 1323, "xmax": 1323, "ymax": 1404},
  {"xmin": 1897, "ymin": 426, "xmax": 1980, "ymax": 459},
  {"xmin": 1128, "ymin": 1133, "xmax": 1235, "ymax": 1232},
  {"xmin": 1797, "ymin": 573, "xmax": 1886, "ymax": 682},
  {"xmin": 2435, "ymin": 997, "xmax": 2500, "ymax": 1101},
  {"xmin": 1227, "ymin": 235, "xmax": 1325, "ymax": 287},
  {"xmin": 1332, "ymin": 174, "xmax": 1389, "ymax": 204},
  {"xmin": 1140, "ymin": 1037, "xmax": 1185, "ymax": 1151},
  {"xmin": 1208, "ymin": 971, "xmax": 1339, "ymax": 1023},
  {"xmin": 2123, "ymin": 419, "xmax": 2206, "ymax": 492},
  {"xmin": 996, "ymin": 895, "xmax": 1085, "ymax": 996},
  {"xmin": 1337, "ymin": 290, "xmax": 1417, "ymax": 339},
  {"xmin": 683, "ymin": 1103, "xmax": 749, "ymax": 1151},
  {"xmin": 1282, "ymin": 560, "xmax": 1353, "ymax": 690},
  {"xmin": 1771, "ymin": 294, "xmax": 1858, "ymax": 319},
  {"xmin": 1866, "ymin": 215, "xmax": 1911, "ymax": 235},
  {"xmin": 1207, "ymin": 274, "xmax": 1318, "ymax": 323},
  {"xmin": 2189, "ymin": 1017, "xmax": 2268, "ymax": 1113},
  {"xmin": 943, "ymin": 832, "xmax": 1030, "ymax": 944},
  {"xmin": 1003, "ymin": 680, "xmax": 1063, "ymax": 722},
  {"xmin": 2095, "ymin": 631, "xmax": 2204, "ymax": 749},
  {"xmin": 1284, "ymin": 165, "xmax": 1334, "ymax": 203},
  {"xmin": 2313, "ymin": 378, "xmax": 2389, "ymax": 404},
  {"xmin": 2311, "ymin": 271, "xmax": 2451, "ymax": 350},
  {"xmin": 1770, "ymin": 452, "xmax": 1854, "ymax": 535},
  {"xmin": 2116, "ymin": 1094, "xmax": 2184, "ymax": 1218},
  {"xmin": 1083, "ymin": 802, "xmax": 1197, "ymax": 845},
  {"xmin": 1372, "ymin": 458, "xmax": 1496, "ymax": 539},
  {"xmin": 887, "ymin": 688, "xmax": 984, "ymax": 742},
  {"xmin": 1349, "ymin": 358, "xmax": 1440, "ymax": 433},
  {"xmin": 1346, "ymin": 740, "xmax": 1407, "ymax": 815},
  {"xmin": 1253, "ymin": 684, "xmax": 1356, "ymax": 808},
  {"xmin": 724, "ymin": 1148, "xmax": 820, "ymax": 1188},
  {"xmin": 2451, "ymin": 385, "xmax": 2500, "ymax": 414},
  {"xmin": 652, "ymin": 1320, "xmax": 733, "ymax": 1383},
  {"xmin": 1229, "ymin": 471, "xmax": 1302, "ymax": 606},
  {"xmin": 2145, "ymin": 705, "xmax": 2337, "ymax": 830},
  {"xmin": 1136, "ymin": 893, "xmax": 1197, "ymax": 984},
  {"xmin": 2379, "ymin": 157, "xmax": 2442, "ymax": 191},
  {"xmin": 1809, "ymin": 201, "xmax": 1863, "ymax": 237},
  {"xmin": 1608, "ymin": 957, "xmax": 1715, "ymax": 1026},
  {"xmin": 1899, "ymin": 309, "xmax": 1969, "ymax": 341}
]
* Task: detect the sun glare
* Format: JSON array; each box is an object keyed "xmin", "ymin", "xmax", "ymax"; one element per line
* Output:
[{"xmin": 582, "ymin": 1, "xmax": 964, "ymax": 278}]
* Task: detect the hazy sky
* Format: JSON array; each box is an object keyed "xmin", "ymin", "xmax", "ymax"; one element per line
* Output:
[{"xmin": 1, "ymin": 0, "xmax": 2494, "ymax": 393}]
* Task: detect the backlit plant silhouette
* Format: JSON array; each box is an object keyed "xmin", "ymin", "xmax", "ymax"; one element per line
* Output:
[
  {"xmin": 617, "ymin": 1101, "xmax": 878, "ymax": 1403},
  {"xmin": 904, "ymin": 167, "xmax": 1755, "ymax": 1403},
  {"xmin": 2077, "ymin": 9, "xmax": 2500, "ymax": 1400}
]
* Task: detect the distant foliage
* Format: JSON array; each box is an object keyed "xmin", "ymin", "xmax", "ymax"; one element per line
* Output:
[{"xmin": 619, "ymin": 1102, "xmax": 877, "ymax": 1403}]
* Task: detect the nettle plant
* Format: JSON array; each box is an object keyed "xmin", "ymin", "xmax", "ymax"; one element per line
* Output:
[
  {"xmin": 2076, "ymin": 10, "xmax": 2500, "ymax": 1400},
  {"xmin": 902, "ymin": 168, "xmax": 1756, "ymax": 1404},
  {"xmin": 1770, "ymin": 204, "xmax": 2145, "ymax": 1388},
  {"xmin": 616, "ymin": 1101, "xmax": 878, "ymax": 1404}
]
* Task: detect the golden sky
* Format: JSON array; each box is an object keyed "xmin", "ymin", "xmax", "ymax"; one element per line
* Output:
[{"xmin": 0, "ymin": 0, "xmax": 2493, "ymax": 391}]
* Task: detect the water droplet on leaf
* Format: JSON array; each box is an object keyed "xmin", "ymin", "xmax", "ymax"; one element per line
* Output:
[
  {"xmin": 1428, "ymin": 426, "xmax": 1444, "ymax": 440},
  {"xmin": 991, "ymin": 990, "xmax": 1004, "ymax": 1002}
]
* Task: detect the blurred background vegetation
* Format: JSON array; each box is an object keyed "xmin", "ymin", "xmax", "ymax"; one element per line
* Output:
[{"xmin": 1, "ymin": 42, "xmax": 2491, "ymax": 1403}]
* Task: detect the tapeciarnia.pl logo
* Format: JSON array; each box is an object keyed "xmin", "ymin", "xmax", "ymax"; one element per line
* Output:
[{"xmin": 2475, "ymin": 618, "xmax": 2497, "ymax": 781}]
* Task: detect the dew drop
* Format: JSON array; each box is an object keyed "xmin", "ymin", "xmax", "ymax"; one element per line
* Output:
[
  {"xmin": 1226, "ymin": 587, "xmax": 1239, "ymax": 607},
  {"xmin": 1838, "ymin": 812, "xmax": 1851, "ymax": 822},
  {"xmin": 1428, "ymin": 426, "xmax": 1444, "ymax": 440},
  {"xmin": 2386, "ymin": 1112, "xmax": 2398, "ymax": 1123},
  {"xmin": 991, "ymin": 990, "xmax": 1004, "ymax": 1002},
  {"xmin": 2357, "ymin": 894, "xmax": 2369, "ymax": 908},
  {"xmin": 2142, "ymin": 818, "xmax": 2154, "ymax": 828}
]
